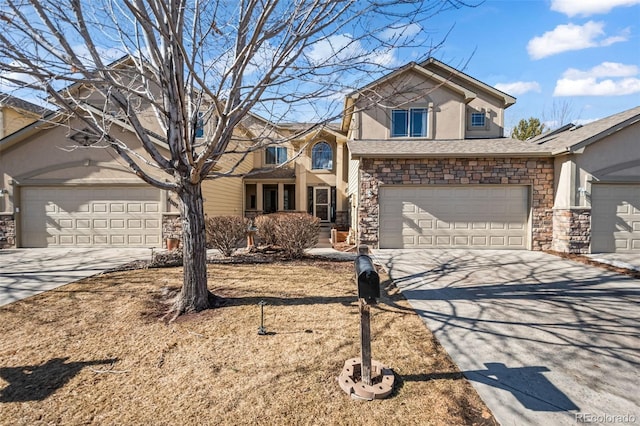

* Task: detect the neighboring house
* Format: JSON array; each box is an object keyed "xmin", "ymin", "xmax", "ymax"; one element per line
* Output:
[
  {"xmin": 345, "ymin": 58, "xmax": 640, "ymax": 253},
  {"xmin": 534, "ymin": 108, "xmax": 640, "ymax": 253},
  {"xmin": 242, "ymin": 122, "xmax": 349, "ymax": 226},
  {"xmin": 0, "ymin": 93, "xmax": 45, "ymax": 139},
  {"xmin": 0, "ymin": 88, "xmax": 349, "ymax": 249}
]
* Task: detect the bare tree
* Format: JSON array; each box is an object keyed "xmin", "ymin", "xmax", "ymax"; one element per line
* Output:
[
  {"xmin": 0, "ymin": 0, "xmax": 474, "ymax": 316},
  {"xmin": 543, "ymin": 99, "xmax": 583, "ymax": 129}
]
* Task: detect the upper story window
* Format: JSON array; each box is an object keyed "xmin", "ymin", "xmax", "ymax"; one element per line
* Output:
[
  {"xmin": 470, "ymin": 112, "xmax": 485, "ymax": 128},
  {"xmin": 391, "ymin": 108, "xmax": 427, "ymax": 137},
  {"xmin": 312, "ymin": 141, "xmax": 333, "ymax": 170},
  {"xmin": 195, "ymin": 111, "xmax": 205, "ymax": 138},
  {"xmin": 266, "ymin": 146, "xmax": 287, "ymax": 165}
]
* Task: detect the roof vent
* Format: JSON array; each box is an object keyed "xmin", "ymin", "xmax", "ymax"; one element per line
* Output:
[{"xmin": 570, "ymin": 124, "xmax": 583, "ymax": 131}]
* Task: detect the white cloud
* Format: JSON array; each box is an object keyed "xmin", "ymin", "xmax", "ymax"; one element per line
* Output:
[
  {"xmin": 550, "ymin": 0, "xmax": 640, "ymax": 17},
  {"xmin": 379, "ymin": 23, "xmax": 422, "ymax": 41},
  {"xmin": 306, "ymin": 34, "xmax": 397, "ymax": 67},
  {"xmin": 554, "ymin": 77, "xmax": 640, "ymax": 96},
  {"xmin": 554, "ymin": 62, "xmax": 640, "ymax": 96},
  {"xmin": 494, "ymin": 81, "xmax": 541, "ymax": 95},
  {"xmin": 0, "ymin": 62, "xmax": 39, "ymax": 93},
  {"xmin": 562, "ymin": 62, "xmax": 639, "ymax": 79},
  {"xmin": 527, "ymin": 21, "xmax": 628, "ymax": 59},
  {"xmin": 306, "ymin": 34, "xmax": 366, "ymax": 65}
]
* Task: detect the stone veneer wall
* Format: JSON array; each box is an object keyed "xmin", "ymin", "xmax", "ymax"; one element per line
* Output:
[
  {"xmin": 0, "ymin": 214, "xmax": 16, "ymax": 249},
  {"xmin": 358, "ymin": 157, "xmax": 555, "ymax": 250},
  {"xmin": 162, "ymin": 214, "xmax": 183, "ymax": 246},
  {"xmin": 552, "ymin": 208, "xmax": 591, "ymax": 253}
]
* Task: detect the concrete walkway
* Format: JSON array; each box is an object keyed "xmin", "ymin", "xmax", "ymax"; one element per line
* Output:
[
  {"xmin": 586, "ymin": 253, "xmax": 640, "ymax": 272},
  {"xmin": 0, "ymin": 248, "xmax": 153, "ymax": 307},
  {"xmin": 372, "ymin": 249, "xmax": 640, "ymax": 426}
]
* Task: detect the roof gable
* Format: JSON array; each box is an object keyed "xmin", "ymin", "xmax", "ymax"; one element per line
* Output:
[
  {"xmin": 420, "ymin": 58, "xmax": 516, "ymax": 108},
  {"xmin": 534, "ymin": 106, "xmax": 640, "ymax": 154}
]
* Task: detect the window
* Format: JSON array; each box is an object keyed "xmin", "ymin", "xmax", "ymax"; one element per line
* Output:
[
  {"xmin": 195, "ymin": 112, "xmax": 205, "ymax": 138},
  {"xmin": 265, "ymin": 146, "xmax": 287, "ymax": 165},
  {"xmin": 311, "ymin": 142, "xmax": 333, "ymax": 170},
  {"xmin": 471, "ymin": 112, "xmax": 485, "ymax": 128},
  {"xmin": 391, "ymin": 108, "xmax": 427, "ymax": 137}
]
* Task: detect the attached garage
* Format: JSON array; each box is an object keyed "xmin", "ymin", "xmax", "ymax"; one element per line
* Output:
[
  {"xmin": 20, "ymin": 186, "xmax": 162, "ymax": 247},
  {"xmin": 379, "ymin": 185, "xmax": 529, "ymax": 249},
  {"xmin": 591, "ymin": 184, "xmax": 640, "ymax": 253}
]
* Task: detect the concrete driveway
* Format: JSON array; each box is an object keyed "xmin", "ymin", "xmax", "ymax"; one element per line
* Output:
[
  {"xmin": 0, "ymin": 248, "xmax": 154, "ymax": 307},
  {"xmin": 372, "ymin": 249, "xmax": 640, "ymax": 426}
]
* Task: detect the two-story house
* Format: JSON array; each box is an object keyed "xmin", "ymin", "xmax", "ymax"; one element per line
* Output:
[
  {"xmin": 344, "ymin": 58, "xmax": 640, "ymax": 253},
  {"xmin": 0, "ymin": 72, "xmax": 350, "ymax": 248}
]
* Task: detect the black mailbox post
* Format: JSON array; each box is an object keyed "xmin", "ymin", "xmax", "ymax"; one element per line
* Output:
[{"xmin": 354, "ymin": 255, "xmax": 380, "ymax": 304}]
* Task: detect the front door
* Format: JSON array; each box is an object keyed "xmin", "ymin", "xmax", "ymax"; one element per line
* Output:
[
  {"xmin": 313, "ymin": 187, "xmax": 330, "ymax": 222},
  {"xmin": 263, "ymin": 184, "xmax": 278, "ymax": 214}
]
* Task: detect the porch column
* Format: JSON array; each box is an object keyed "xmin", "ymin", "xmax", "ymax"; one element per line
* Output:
[
  {"xmin": 278, "ymin": 182, "xmax": 285, "ymax": 211},
  {"xmin": 296, "ymin": 162, "xmax": 306, "ymax": 212},
  {"xmin": 256, "ymin": 183, "xmax": 264, "ymax": 213},
  {"xmin": 336, "ymin": 142, "xmax": 345, "ymax": 211}
]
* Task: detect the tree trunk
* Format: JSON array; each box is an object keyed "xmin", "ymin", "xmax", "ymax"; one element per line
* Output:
[{"xmin": 172, "ymin": 180, "xmax": 216, "ymax": 315}]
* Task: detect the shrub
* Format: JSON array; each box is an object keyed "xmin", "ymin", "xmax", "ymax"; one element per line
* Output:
[
  {"xmin": 254, "ymin": 213, "xmax": 320, "ymax": 258},
  {"xmin": 275, "ymin": 213, "xmax": 320, "ymax": 258},
  {"xmin": 254, "ymin": 214, "xmax": 279, "ymax": 247},
  {"xmin": 205, "ymin": 216, "xmax": 248, "ymax": 257}
]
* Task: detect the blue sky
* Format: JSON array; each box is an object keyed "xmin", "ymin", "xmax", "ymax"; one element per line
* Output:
[
  {"xmin": 417, "ymin": 0, "xmax": 640, "ymax": 131},
  {"xmin": 1, "ymin": 0, "xmax": 638, "ymax": 133}
]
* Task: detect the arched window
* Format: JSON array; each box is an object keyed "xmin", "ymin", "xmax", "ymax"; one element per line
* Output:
[{"xmin": 311, "ymin": 141, "xmax": 333, "ymax": 170}]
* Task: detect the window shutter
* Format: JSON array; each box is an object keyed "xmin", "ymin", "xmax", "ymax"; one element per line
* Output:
[
  {"xmin": 307, "ymin": 186, "xmax": 313, "ymax": 214},
  {"xmin": 330, "ymin": 186, "xmax": 337, "ymax": 222}
]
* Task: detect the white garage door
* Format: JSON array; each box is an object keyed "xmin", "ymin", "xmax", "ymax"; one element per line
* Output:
[
  {"xmin": 21, "ymin": 187, "xmax": 162, "ymax": 248},
  {"xmin": 591, "ymin": 184, "xmax": 640, "ymax": 253},
  {"xmin": 379, "ymin": 186, "xmax": 529, "ymax": 249}
]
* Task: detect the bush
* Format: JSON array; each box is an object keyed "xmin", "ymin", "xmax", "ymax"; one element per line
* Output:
[
  {"xmin": 254, "ymin": 214, "xmax": 279, "ymax": 247},
  {"xmin": 275, "ymin": 213, "xmax": 320, "ymax": 258},
  {"xmin": 205, "ymin": 216, "xmax": 248, "ymax": 257},
  {"xmin": 255, "ymin": 213, "xmax": 320, "ymax": 258}
]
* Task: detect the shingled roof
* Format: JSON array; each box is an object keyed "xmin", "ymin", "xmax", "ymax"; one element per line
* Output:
[
  {"xmin": 0, "ymin": 92, "xmax": 49, "ymax": 115},
  {"xmin": 348, "ymin": 137, "xmax": 553, "ymax": 158},
  {"xmin": 532, "ymin": 106, "xmax": 640, "ymax": 154}
]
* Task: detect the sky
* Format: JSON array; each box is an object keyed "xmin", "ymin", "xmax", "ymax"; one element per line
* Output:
[
  {"xmin": 1, "ymin": 0, "xmax": 638, "ymax": 133},
  {"xmin": 416, "ymin": 0, "xmax": 640, "ymax": 131}
]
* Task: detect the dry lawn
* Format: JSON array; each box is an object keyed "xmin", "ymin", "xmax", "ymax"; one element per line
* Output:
[{"xmin": 0, "ymin": 260, "xmax": 495, "ymax": 425}]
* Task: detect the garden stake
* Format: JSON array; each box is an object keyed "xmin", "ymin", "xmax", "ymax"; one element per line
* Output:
[{"xmin": 258, "ymin": 300, "xmax": 267, "ymax": 335}]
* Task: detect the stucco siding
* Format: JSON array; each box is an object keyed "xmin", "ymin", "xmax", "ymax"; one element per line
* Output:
[{"xmin": 578, "ymin": 124, "xmax": 640, "ymax": 184}]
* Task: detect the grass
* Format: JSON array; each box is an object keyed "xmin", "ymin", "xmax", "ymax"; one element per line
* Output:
[{"xmin": 0, "ymin": 260, "xmax": 495, "ymax": 425}]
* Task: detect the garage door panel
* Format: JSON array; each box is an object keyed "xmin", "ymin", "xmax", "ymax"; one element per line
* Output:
[
  {"xmin": 592, "ymin": 184, "xmax": 640, "ymax": 253},
  {"xmin": 471, "ymin": 236, "xmax": 487, "ymax": 246},
  {"xmin": 110, "ymin": 203, "xmax": 125, "ymax": 213},
  {"xmin": 93, "ymin": 204, "xmax": 108, "ymax": 213},
  {"xmin": 94, "ymin": 235, "xmax": 109, "ymax": 245},
  {"xmin": 379, "ymin": 186, "xmax": 528, "ymax": 249},
  {"xmin": 21, "ymin": 187, "xmax": 161, "ymax": 248},
  {"xmin": 77, "ymin": 235, "xmax": 91, "ymax": 245}
]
